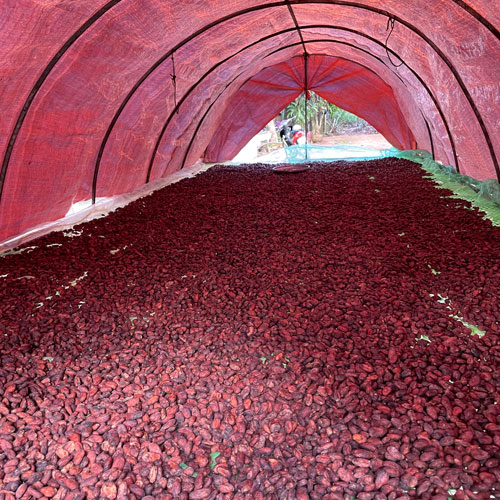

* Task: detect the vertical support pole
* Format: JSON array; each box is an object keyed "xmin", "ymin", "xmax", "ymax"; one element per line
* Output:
[
  {"xmin": 304, "ymin": 52, "xmax": 309, "ymax": 161},
  {"xmin": 284, "ymin": 1, "xmax": 309, "ymax": 164}
]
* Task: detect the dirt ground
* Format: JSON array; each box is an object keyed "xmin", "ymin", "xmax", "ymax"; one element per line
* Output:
[{"xmin": 315, "ymin": 133, "xmax": 392, "ymax": 150}]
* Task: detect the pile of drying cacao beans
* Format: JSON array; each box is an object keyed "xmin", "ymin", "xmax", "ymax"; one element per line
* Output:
[{"xmin": 1, "ymin": 159, "xmax": 499, "ymax": 499}]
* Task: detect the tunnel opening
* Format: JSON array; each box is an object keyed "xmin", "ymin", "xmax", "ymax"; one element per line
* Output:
[
  {"xmin": 203, "ymin": 54, "xmax": 417, "ymax": 166},
  {"xmin": 230, "ymin": 93, "xmax": 394, "ymax": 164}
]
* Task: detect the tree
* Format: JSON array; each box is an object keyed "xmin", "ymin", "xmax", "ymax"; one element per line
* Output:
[{"xmin": 279, "ymin": 92, "xmax": 367, "ymax": 141}]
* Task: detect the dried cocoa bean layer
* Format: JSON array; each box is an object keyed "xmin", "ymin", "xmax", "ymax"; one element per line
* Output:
[{"xmin": 1, "ymin": 160, "xmax": 499, "ymax": 500}]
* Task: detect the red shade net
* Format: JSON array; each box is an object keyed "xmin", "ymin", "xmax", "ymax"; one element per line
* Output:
[
  {"xmin": 0, "ymin": 1, "xmax": 498, "ymax": 245},
  {"xmin": 205, "ymin": 55, "xmax": 416, "ymax": 162}
]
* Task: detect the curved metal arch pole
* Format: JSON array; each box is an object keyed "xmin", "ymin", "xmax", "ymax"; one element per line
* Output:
[
  {"xmin": 179, "ymin": 77, "xmax": 245, "ymax": 173},
  {"xmin": 0, "ymin": 0, "xmax": 495, "ymax": 202},
  {"xmin": 0, "ymin": 0, "xmax": 123, "ymax": 201},
  {"xmin": 153, "ymin": 31, "xmax": 456, "ymax": 180},
  {"xmin": 179, "ymin": 44, "xmax": 447, "ymax": 173},
  {"xmin": 450, "ymin": 0, "xmax": 500, "ymax": 39},
  {"xmin": 92, "ymin": 0, "xmax": 499, "ymax": 202}
]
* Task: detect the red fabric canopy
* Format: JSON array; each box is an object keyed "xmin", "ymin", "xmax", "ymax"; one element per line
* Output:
[
  {"xmin": 205, "ymin": 55, "xmax": 416, "ymax": 162},
  {"xmin": 0, "ymin": 1, "xmax": 498, "ymax": 244}
]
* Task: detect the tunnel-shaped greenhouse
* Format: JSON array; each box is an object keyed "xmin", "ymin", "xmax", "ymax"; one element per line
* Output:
[{"xmin": 1, "ymin": 2, "xmax": 500, "ymax": 499}]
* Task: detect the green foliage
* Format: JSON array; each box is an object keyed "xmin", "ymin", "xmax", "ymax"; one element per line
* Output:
[{"xmin": 279, "ymin": 92, "xmax": 366, "ymax": 137}]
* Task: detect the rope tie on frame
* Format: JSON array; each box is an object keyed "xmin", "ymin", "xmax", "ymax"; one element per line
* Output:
[{"xmin": 385, "ymin": 16, "xmax": 404, "ymax": 68}]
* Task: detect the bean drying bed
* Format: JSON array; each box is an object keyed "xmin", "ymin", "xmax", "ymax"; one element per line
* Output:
[{"xmin": 1, "ymin": 159, "xmax": 499, "ymax": 500}]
